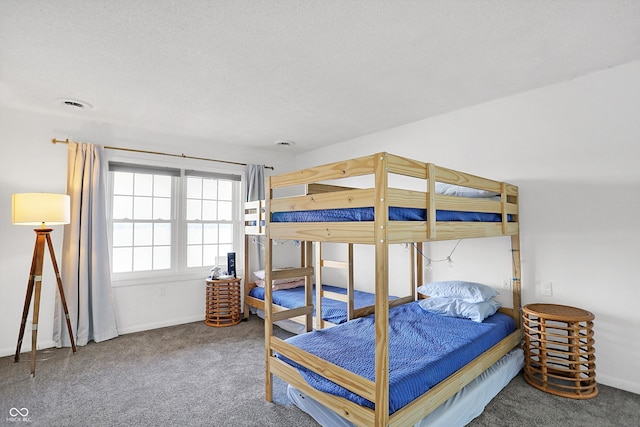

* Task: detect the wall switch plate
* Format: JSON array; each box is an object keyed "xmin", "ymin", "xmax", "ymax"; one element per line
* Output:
[
  {"xmin": 541, "ymin": 282, "xmax": 553, "ymax": 296},
  {"xmin": 502, "ymin": 278, "xmax": 512, "ymax": 290}
]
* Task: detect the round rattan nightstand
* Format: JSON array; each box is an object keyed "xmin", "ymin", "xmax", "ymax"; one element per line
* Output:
[
  {"xmin": 205, "ymin": 277, "xmax": 242, "ymax": 327},
  {"xmin": 522, "ymin": 303, "xmax": 597, "ymax": 399}
]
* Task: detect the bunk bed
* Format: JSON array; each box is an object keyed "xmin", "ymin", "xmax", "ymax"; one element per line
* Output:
[
  {"xmin": 262, "ymin": 152, "xmax": 522, "ymax": 427},
  {"xmin": 244, "ymin": 196, "xmax": 400, "ymax": 333}
]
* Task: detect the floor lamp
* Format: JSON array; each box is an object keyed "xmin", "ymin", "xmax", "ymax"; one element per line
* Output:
[{"xmin": 12, "ymin": 193, "xmax": 77, "ymax": 377}]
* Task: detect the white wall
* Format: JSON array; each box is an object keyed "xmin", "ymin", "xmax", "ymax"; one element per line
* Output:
[
  {"xmin": 2, "ymin": 60, "xmax": 639, "ymax": 394},
  {"xmin": 294, "ymin": 60, "xmax": 640, "ymax": 394},
  {"xmin": 0, "ymin": 106, "xmax": 296, "ymax": 356}
]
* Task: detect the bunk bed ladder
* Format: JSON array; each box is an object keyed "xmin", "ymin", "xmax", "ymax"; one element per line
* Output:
[
  {"xmin": 314, "ymin": 242, "xmax": 355, "ymax": 329},
  {"xmin": 265, "ymin": 178, "xmax": 315, "ymax": 403}
]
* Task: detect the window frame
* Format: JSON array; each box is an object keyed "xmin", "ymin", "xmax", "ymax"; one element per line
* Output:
[{"xmin": 105, "ymin": 151, "xmax": 244, "ymax": 287}]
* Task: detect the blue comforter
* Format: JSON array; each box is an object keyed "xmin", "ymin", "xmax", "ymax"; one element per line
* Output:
[
  {"xmin": 272, "ymin": 207, "xmax": 508, "ymax": 222},
  {"xmin": 249, "ymin": 284, "xmax": 383, "ymax": 325},
  {"xmin": 281, "ymin": 302, "xmax": 515, "ymax": 414}
]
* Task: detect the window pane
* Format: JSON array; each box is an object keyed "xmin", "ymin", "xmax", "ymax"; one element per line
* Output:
[
  {"xmin": 186, "ymin": 199, "xmax": 201, "ymax": 220},
  {"xmin": 154, "ymin": 223, "xmax": 171, "ymax": 246},
  {"xmin": 113, "ymin": 172, "xmax": 133, "ymax": 195},
  {"xmin": 113, "ymin": 196, "xmax": 133, "ymax": 219},
  {"xmin": 134, "ymin": 197, "xmax": 153, "ymax": 219},
  {"xmin": 218, "ymin": 201, "xmax": 232, "ymax": 221},
  {"xmin": 134, "ymin": 223, "xmax": 153, "ymax": 246},
  {"xmin": 154, "ymin": 175, "xmax": 172, "ymax": 197},
  {"xmin": 187, "ymin": 176, "xmax": 202, "ymax": 198},
  {"xmin": 203, "ymin": 200, "xmax": 217, "ymax": 220},
  {"xmin": 153, "ymin": 246, "xmax": 171, "ymax": 269},
  {"xmin": 134, "ymin": 173, "xmax": 153, "ymax": 196},
  {"xmin": 133, "ymin": 247, "xmax": 153, "ymax": 271},
  {"xmin": 113, "ymin": 223, "xmax": 133, "ymax": 247},
  {"xmin": 219, "ymin": 244, "xmax": 233, "ymax": 257},
  {"xmin": 113, "ymin": 247, "xmax": 132, "ymax": 273},
  {"xmin": 219, "ymin": 223, "xmax": 233, "ymax": 243},
  {"xmin": 219, "ymin": 181, "xmax": 232, "ymax": 200},
  {"xmin": 187, "ymin": 245, "xmax": 202, "ymax": 267},
  {"xmin": 187, "ymin": 223, "xmax": 203, "ymax": 244},
  {"xmin": 153, "ymin": 197, "xmax": 171, "ymax": 220},
  {"xmin": 203, "ymin": 224, "xmax": 218, "ymax": 244},
  {"xmin": 203, "ymin": 245, "xmax": 217, "ymax": 267},
  {"xmin": 203, "ymin": 179, "xmax": 217, "ymax": 199}
]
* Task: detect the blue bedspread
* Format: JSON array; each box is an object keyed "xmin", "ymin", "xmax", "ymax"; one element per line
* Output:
[
  {"xmin": 281, "ymin": 302, "xmax": 515, "ymax": 414},
  {"xmin": 249, "ymin": 284, "xmax": 382, "ymax": 325},
  {"xmin": 272, "ymin": 207, "xmax": 508, "ymax": 223}
]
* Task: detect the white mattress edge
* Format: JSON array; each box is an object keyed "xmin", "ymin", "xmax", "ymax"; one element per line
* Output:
[{"xmin": 287, "ymin": 347, "xmax": 525, "ymax": 427}]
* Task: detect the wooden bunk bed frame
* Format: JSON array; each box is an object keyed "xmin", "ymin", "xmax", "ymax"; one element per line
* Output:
[
  {"xmin": 243, "ymin": 199, "xmax": 269, "ymax": 320},
  {"xmin": 263, "ymin": 152, "xmax": 522, "ymax": 427},
  {"xmin": 244, "ymin": 194, "xmax": 363, "ymax": 331}
]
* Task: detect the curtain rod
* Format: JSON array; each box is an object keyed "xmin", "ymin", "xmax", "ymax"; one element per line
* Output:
[{"xmin": 51, "ymin": 138, "xmax": 274, "ymax": 170}]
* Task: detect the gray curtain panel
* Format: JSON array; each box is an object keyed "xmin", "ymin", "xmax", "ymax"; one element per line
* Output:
[
  {"xmin": 245, "ymin": 163, "xmax": 265, "ymax": 202},
  {"xmin": 54, "ymin": 142, "xmax": 118, "ymax": 347},
  {"xmin": 245, "ymin": 164, "xmax": 265, "ymax": 272}
]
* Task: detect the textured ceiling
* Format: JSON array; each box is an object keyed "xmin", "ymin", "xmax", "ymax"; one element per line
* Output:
[{"xmin": 1, "ymin": 0, "xmax": 640, "ymax": 153}]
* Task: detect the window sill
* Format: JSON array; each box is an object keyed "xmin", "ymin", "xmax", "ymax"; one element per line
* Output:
[{"xmin": 111, "ymin": 269, "xmax": 210, "ymax": 288}]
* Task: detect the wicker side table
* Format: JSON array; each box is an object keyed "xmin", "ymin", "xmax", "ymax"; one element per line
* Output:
[
  {"xmin": 205, "ymin": 277, "xmax": 242, "ymax": 327},
  {"xmin": 523, "ymin": 303, "xmax": 597, "ymax": 399}
]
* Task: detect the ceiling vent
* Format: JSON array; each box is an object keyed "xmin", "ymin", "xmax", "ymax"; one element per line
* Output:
[
  {"xmin": 274, "ymin": 140, "xmax": 295, "ymax": 147},
  {"xmin": 57, "ymin": 98, "xmax": 93, "ymax": 110}
]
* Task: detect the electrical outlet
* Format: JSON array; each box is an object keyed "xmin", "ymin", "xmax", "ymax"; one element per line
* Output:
[
  {"xmin": 502, "ymin": 278, "xmax": 512, "ymax": 290},
  {"xmin": 159, "ymin": 287, "xmax": 167, "ymax": 297},
  {"xmin": 541, "ymin": 282, "xmax": 553, "ymax": 296}
]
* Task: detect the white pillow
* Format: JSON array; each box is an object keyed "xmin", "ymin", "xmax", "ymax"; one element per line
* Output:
[
  {"xmin": 435, "ymin": 183, "xmax": 499, "ymax": 198},
  {"xmin": 419, "ymin": 297, "xmax": 501, "ymax": 322},
  {"xmin": 254, "ymin": 270, "xmax": 265, "ymax": 280},
  {"xmin": 256, "ymin": 278, "xmax": 305, "ymax": 291},
  {"xmin": 417, "ymin": 280, "xmax": 498, "ymax": 303}
]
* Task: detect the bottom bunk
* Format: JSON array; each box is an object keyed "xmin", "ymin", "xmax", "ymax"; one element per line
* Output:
[
  {"xmin": 245, "ymin": 241, "xmax": 402, "ymax": 332},
  {"xmin": 288, "ymin": 347, "xmax": 524, "ymax": 427},
  {"xmin": 270, "ymin": 300, "xmax": 522, "ymax": 426},
  {"xmin": 247, "ymin": 284, "xmax": 395, "ymax": 333}
]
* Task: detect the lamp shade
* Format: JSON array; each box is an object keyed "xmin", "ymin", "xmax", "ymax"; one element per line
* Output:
[{"xmin": 12, "ymin": 193, "xmax": 71, "ymax": 226}]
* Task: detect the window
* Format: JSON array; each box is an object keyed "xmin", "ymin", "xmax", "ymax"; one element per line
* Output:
[
  {"xmin": 185, "ymin": 171, "xmax": 237, "ymax": 268},
  {"xmin": 108, "ymin": 161, "xmax": 241, "ymax": 278}
]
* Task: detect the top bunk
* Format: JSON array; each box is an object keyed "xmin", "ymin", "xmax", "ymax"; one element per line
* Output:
[{"xmin": 266, "ymin": 152, "xmax": 519, "ymax": 244}]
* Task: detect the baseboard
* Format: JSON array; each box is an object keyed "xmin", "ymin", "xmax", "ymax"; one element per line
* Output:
[
  {"xmin": 116, "ymin": 315, "xmax": 205, "ymax": 335},
  {"xmin": 0, "ymin": 316, "xmax": 205, "ymax": 358},
  {"xmin": 0, "ymin": 340, "xmax": 58, "ymax": 358},
  {"xmin": 597, "ymin": 373, "xmax": 640, "ymax": 395}
]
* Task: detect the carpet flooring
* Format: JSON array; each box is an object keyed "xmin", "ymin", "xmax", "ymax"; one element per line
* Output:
[{"xmin": 1, "ymin": 316, "xmax": 638, "ymax": 426}]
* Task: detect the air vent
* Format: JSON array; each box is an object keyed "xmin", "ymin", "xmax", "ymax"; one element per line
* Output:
[
  {"xmin": 274, "ymin": 140, "xmax": 295, "ymax": 147},
  {"xmin": 57, "ymin": 98, "xmax": 93, "ymax": 110}
]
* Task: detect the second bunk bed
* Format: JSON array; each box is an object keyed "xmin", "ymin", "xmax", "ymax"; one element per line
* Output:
[
  {"xmin": 261, "ymin": 152, "xmax": 522, "ymax": 427},
  {"xmin": 244, "ymin": 186, "xmax": 402, "ymax": 333}
]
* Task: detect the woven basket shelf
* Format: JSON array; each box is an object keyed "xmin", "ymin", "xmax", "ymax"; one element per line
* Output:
[
  {"xmin": 523, "ymin": 303, "xmax": 597, "ymax": 399},
  {"xmin": 205, "ymin": 277, "xmax": 242, "ymax": 327}
]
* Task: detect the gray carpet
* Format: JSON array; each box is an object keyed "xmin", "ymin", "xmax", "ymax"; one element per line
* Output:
[{"xmin": 1, "ymin": 316, "xmax": 638, "ymax": 426}]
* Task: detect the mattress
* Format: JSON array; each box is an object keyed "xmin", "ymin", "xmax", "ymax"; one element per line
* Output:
[
  {"xmin": 287, "ymin": 348, "xmax": 524, "ymax": 427},
  {"xmin": 249, "ymin": 284, "xmax": 383, "ymax": 325},
  {"xmin": 272, "ymin": 207, "xmax": 508, "ymax": 223},
  {"xmin": 280, "ymin": 301, "xmax": 516, "ymax": 414}
]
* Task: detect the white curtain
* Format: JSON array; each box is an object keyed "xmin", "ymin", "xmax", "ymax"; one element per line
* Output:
[
  {"xmin": 246, "ymin": 164, "xmax": 265, "ymax": 202},
  {"xmin": 245, "ymin": 164, "xmax": 265, "ymax": 271},
  {"xmin": 54, "ymin": 142, "xmax": 118, "ymax": 347}
]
